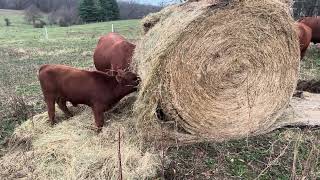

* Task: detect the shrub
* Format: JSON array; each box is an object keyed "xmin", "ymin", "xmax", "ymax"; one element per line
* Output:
[
  {"xmin": 48, "ymin": 6, "xmax": 80, "ymax": 27},
  {"xmin": 4, "ymin": 18, "xmax": 10, "ymax": 26},
  {"xmin": 33, "ymin": 19, "xmax": 46, "ymax": 28},
  {"xmin": 24, "ymin": 5, "xmax": 43, "ymax": 25}
]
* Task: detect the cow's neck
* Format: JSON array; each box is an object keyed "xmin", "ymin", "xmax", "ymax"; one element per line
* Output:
[{"xmin": 113, "ymin": 84, "xmax": 136, "ymax": 101}]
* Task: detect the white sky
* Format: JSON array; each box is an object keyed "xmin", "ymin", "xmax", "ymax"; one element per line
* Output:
[{"xmin": 119, "ymin": 0, "xmax": 180, "ymax": 6}]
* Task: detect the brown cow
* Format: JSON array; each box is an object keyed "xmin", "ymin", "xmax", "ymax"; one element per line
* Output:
[
  {"xmin": 296, "ymin": 22, "xmax": 312, "ymax": 59},
  {"xmin": 298, "ymin": 16, "xmax": 320, "ymax": 44},
  {"xmin": 38, "ymin": 64, "xmax": 140, "ymax": 131},
  {"xmin": 93, "ymin": 32, "xmax": 135, "ymax": 74}
]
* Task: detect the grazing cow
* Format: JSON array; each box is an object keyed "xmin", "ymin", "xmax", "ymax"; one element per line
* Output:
[
  {"xmin": 296, "ymin": 22, "xmax": 312, "ymax": 59},
  {"xmin": 38, "ymin": 64, "xmax": 140, "ymax": 131},
  {"xmin": 298, "ymin": 16, "xmax": 320, "ymax": 44},
  {"xmin": 93, "ymin": 32, "xmax": 135, "ymax": 74}
]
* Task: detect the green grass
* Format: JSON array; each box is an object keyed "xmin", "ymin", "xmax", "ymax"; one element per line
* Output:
[
  {"xmin": 0, "ymin": 10, "xmax": 141, "ymax": 155},
  {"xmin": 301, "ymin": 46, "xmax": 320, "ymax": 80},
  {"xmin": 0, "ymin": 10, "xmax": 140, "ymax": 99},
  {"xmin": 0, "ymin": 9, "xmax": 320, "ymax": 179},
  {"xmin": 167, "ymin": 129, "xmax": 320, "ymax": 179}
]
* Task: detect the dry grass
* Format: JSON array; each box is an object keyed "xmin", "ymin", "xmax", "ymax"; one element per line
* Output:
[
  {"xmin": 0, "ymin": 101, "xmax": 161, "ymax": 179},
  {"xmin": 165, "ymin": 128, "xmax": 320, "ymax": 179},
  {"xmin": 141, "ymin": 4, "xmax": 179, "ymax": 34}
]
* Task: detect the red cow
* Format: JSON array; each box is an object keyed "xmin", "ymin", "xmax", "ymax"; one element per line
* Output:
[
  {"xmin": 296, "ymin": 22, "xmax": 312, "ymax": 59},
  {"xmin": 38, "ymin": 64, "xmax": 140, "ymax": 131},
  {"xmin": 298, "ymin": 16, "xmax": 320, "ymax": 44},
  {"xmin": 93, "ymin": 32, "xmax": 135, "ymax": 74}
]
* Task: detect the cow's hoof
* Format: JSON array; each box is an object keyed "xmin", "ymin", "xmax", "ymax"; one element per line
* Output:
[
  {"xmin": 49, "ymin": 121, "xmax": 56, "ymax": 127},
  {"xmin": 96, "ymin": 127, "xmax": 103, "ymax": 134}
]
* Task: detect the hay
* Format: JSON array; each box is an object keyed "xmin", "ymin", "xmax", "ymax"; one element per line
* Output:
[
  {"xmin": 0, "ymin": 104, "xmax": 160, "ymax": 179},
  {"xmin": 133, "ymin": 0, "xmax": 300, "ymax": 142},
  {"xmin": 141, "ymin": 4, "xmax": 179, "ymax": 34},
  {"xmin": 271, "ymin": 92, "xmax": 320, "ymax": 130}
]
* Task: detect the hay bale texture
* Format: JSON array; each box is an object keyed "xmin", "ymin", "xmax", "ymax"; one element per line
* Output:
[{"xmin": 133, "ymin": 0, "xmax": 300, "ymax": 141}]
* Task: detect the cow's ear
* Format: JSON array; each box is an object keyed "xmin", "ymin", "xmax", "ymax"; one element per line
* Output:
[
  {"xmin": 117, "ymin": 69, "xmax": 125, "ymax": 76},
  {"xmin": 115, "ymin": 74, "xmax": 124, "ymax": 84},
  {"xmin": 105, "ymin": 70, "xmax": 113, "ymax": 76},
  {"xmin": 105, "ymin": 69, "xmax": 117, "ymax": 76}
]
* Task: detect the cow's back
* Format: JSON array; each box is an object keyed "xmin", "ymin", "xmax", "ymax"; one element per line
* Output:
[
  {"xmin": 39, "ymin": 64, "xmax": 75, "ymax": 82},
  {"xmin": 299, "ymin": 16, "xmax": 320, "ymax": 43},
  {"xmin": 108, "ymin": 40, "xmax": 135, "ymax": 71},
  {"xmin": 297, "ymin": 22, "xmax": 312, "ymax": 59},
  {"xmin": 93, "ymin": 33, "xmax": 135, "ymax": 72},
  {"xmin": 297, "ymin": 22, "xmax": 312, "ymax": 48},
  {"xmin": 39, "ymin": 65, "xmax": 76, "ymax": 92},
  {"xmin": 38, "ymin": 64, "xmax": 115, "ymax": 106}
]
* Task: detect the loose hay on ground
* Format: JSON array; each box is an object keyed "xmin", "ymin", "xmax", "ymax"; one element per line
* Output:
[
  {"xmin": 0, "ymin": 104, "xmax": 160, "ymax": 179},
  {"xmin": 133, "ymin": 0, "xmax": 300, "ymax": 142}
]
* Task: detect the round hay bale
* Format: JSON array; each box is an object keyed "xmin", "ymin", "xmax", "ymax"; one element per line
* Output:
[
  {"xmin": 133, "ymin": 0, "xmax": 300, "ymax": 142},
  {"xmin": 141, "ymin": 4, "xmax": 178, "ymax": 34}
]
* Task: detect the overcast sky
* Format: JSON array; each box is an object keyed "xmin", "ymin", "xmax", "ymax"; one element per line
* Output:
[{"xmin": 120, "ymin": 0, "xmax": 180, "ymax": 6}]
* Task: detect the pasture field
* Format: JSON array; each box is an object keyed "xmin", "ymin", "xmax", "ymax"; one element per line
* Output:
[
  {"xmin": 0, "ymin": 9, "xmax": 320, "ymax": 179},
  {"xmin": 0, "ymin": 9, "xmax": 140, "ymax": 155}
]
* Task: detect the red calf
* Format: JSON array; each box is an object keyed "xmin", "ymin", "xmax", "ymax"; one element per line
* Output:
[{"xmin": 38, "ymin": 64, "xmax": 139, "ymax": 131}]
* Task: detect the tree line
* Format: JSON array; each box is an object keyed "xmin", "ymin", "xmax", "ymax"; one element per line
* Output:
[
  {"xmin": 293, "ymin": 0, "xmax": 320, "ymax": 19},
  {"xmin": 78, "ymin": 0, "xmax": 119, "ymax": 22},
  {"xmin": 0, "ymin": 0, "xmax": 78, "ymax": 12},
  {"xmin": 0, "ymin": 0, "xmax": 162, "ymax": 25}
]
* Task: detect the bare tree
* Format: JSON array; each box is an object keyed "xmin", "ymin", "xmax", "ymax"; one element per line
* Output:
[
  {"xmin": 48, "ymin": 6, "xmax": 80, "ymax": 26},
  {"xmin": 14, "ymin": 0, "xmax": 31, "ymax": 9},
  {"xmin": 294, "ymin": 0, "xmax": 320, "ymax": 19},
  {"xmin": 118, "ymin": 1, "xmax": 162, "ymax": 20},
  {"xmin": 24, "ymin": 5, "xmax": 43, "ymax": 25},
  {"xmin": 2, "ymin": 0, "xmax": 164, "ymax": 21}
]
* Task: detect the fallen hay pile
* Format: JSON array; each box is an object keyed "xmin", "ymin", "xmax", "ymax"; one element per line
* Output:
[
  {"xmin": 274, "ymin": 92, "xmax": 320, "ymax": 129},
  {"xmin": 0, "ymin": 104, "xmax": 160, "ymax": 179},
  {"xmin": 133, "ymin": 0, "xmax": 300, "ymax": 142}
]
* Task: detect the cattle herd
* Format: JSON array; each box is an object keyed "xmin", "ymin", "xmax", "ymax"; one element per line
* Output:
[
  {"xmin": 298, "ymin": 16, "xmax": 320, "ymax": 59},
  {"xmin": 38, "ymin": 33, "xmax": 138, "ymax": 132},
  {"xmin": 38, "ymin": 17, "xmax": 319, "ymax": 132}
]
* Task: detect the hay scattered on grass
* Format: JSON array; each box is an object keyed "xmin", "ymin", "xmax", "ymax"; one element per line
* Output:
[
  {"xmin": 0, "ymin": 104, "xmax": 160, "ymax": 179},
  {"xmin": 133, "ymin": 0, "xmax": 300, "ymax": 142},
  {"xmin": 141, "ymin": 4, "xmax": 179, "ymax": 34},
  {"xmin": 272, "ymin": 92, "xmax": 320, "ymax": 130}
]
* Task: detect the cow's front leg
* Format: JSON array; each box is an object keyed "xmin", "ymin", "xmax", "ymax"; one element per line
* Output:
[{"xmin": 92, "ymin": 104, "xmax": 105, "ymax": 133}]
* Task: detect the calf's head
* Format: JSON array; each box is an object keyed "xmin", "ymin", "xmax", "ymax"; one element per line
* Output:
[{"xmin": 115, "ymin": 70, "xmax": 140, "ymax": 89}]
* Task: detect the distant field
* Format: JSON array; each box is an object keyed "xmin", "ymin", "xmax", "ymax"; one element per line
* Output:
[
  {"xmin": 0, "ymin": 9, "xmax": 24, "ymax": 25},
  {"xmin": 0, "ymin": 9, "xmax": 320, "ymax": 179}
]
